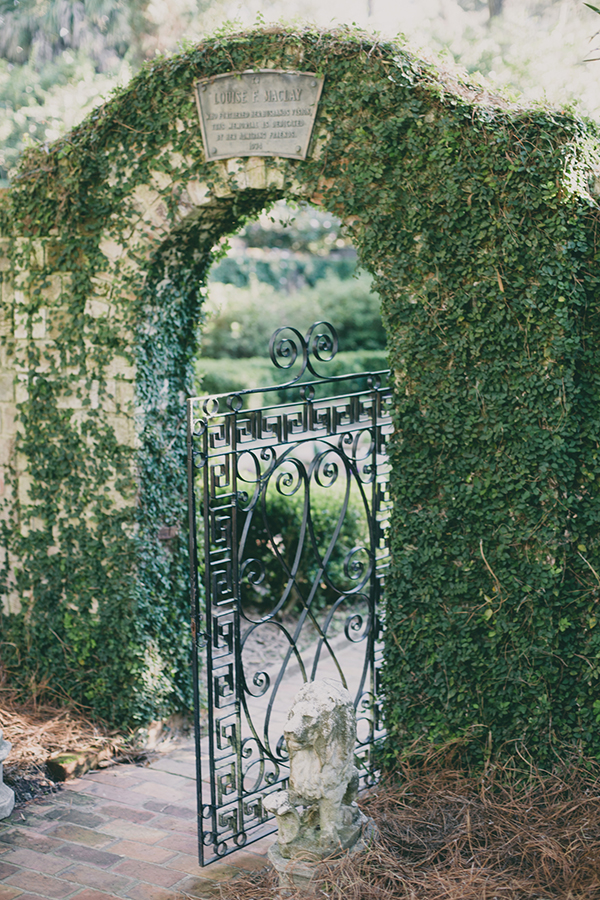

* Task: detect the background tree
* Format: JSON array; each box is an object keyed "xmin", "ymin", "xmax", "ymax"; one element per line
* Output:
[
  {"xmin": 0, "ymin": 0, "xmax": 153, "ymax": 70},
  {"xmin": 0, "ymin": 0, "xmax": 199, "ymax": 184}
]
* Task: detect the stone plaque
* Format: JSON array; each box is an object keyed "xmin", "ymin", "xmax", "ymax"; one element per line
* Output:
[{"xmin": 194, "ymin": 69, "xmax": 324, "ymax": 161}]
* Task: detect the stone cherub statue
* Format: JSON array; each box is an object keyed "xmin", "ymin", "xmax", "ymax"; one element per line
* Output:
[
  {"xmin": 0, "ymin": 729, "xmax": 15, "ymax": 819},
  {"xmin": 264, "ymin": 678, "xmax": 367, "ymax": 865}
]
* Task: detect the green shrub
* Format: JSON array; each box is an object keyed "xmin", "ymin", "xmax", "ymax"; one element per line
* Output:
[
  {"xmin": 196, "ymin": 349, "xmax": 389, "ymax": 402},
  {"xmin": 200, "ymin": 271, "xmax": 385, "ymax": 359},
  {"xmin": 210, "ymin": 250, "xmax": 356, "ymax": 290},
  {"xmin": 237, "ymin": 476, "xmax": 370, "ymax": 616}
]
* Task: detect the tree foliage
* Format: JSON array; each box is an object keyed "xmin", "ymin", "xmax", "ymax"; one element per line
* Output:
[{"xmin": 0, "ymin": 0, "xmax": 152, "ymax": 68}]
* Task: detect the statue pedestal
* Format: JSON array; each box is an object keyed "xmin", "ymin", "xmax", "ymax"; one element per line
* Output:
[
  {"xmin": 268, "ymin": 844, "xmax": 320, "ymax": 896},
  {"xmin": 268, "ymin": 818, "xmax": 378, "ymax": 896}
]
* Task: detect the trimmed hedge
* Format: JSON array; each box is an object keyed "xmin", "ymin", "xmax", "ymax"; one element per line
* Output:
[{"xmin": 197, "ymin": 349, "xmax": 389, "ymax": 399}]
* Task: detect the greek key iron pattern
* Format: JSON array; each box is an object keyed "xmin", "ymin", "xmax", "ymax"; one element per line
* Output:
[{"xmin": 187, "ymin": 322, "xmax": 393, "ymax": 865}]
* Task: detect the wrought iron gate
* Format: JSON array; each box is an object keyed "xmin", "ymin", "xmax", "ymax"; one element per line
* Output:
[{"xmin": 187, "ymin": 322, "xmax": 393, "ymax": 865}]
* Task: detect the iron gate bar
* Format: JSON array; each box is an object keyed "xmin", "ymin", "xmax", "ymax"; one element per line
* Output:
[{"xmin": 188, "ymin": 322, "xmax": 393, "ymax": 865}]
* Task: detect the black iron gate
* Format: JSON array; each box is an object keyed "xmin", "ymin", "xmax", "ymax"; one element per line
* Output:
[{"xmin": 187, "ymin": 322, "xmax": 392, "ymax": 865}]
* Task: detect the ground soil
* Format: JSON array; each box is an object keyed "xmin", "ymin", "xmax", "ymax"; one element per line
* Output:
[
  {"xmin": 0, "ymin": 688, "xmax": 129, "ymax": 806},
  {"xmin": 225, "ymin": 757, "xmax": 600, "ymax": 900}
]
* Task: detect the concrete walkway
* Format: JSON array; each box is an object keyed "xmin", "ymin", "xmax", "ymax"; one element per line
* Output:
[{"xmin": 0, "ymin": 737, "xmax": 275, "ymax": 900}]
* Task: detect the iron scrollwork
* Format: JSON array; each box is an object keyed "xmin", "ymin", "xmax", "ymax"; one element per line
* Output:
[{"xmin": 188, "ymin": 322, "xmax": 392, "ymax": 865}]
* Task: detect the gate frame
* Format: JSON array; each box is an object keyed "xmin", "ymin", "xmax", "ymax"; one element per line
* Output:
[{"xmin": 187, "ymin": 323, "xmax": 392, "ymax": 864}]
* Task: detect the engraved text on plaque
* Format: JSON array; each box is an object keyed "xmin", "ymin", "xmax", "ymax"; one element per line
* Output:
[{"xmin": 194, "ymin": 70, "xmax": 324, "ymax": 161}]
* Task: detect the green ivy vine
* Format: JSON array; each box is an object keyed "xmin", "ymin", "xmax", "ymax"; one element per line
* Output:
[{"xmin": 0, "ymin": 27, "xmax": 598, "ymax": 763}]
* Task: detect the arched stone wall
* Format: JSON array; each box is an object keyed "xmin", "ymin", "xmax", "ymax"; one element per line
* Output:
[
  {"xmin": 0, "ymin": 31, "xmax": 377, "ymax": 723},
  {"xmin": 1, "ymin": 29, "xmax": 599, "ymax": 757},
  {"xmin": 0, "ymin": 157, "xmax": 327, "ymax": 722}
]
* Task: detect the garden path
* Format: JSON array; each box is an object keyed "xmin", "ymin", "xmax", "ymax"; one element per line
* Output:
[
  {"xmin": 0, "ymin": 639, "xmax": 366, "ymax": 899},
  {"xmin": 0, "ymin": 730, "xmax": 274, "ymax": 900}
]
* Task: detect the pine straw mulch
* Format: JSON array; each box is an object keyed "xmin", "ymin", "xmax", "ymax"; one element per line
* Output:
[
  {"xmin": 224, "ymin": 758, "xmax": 600, "ymax": 900},
  {"xmin": 0, "ymin": 688, "xmax": 128, "ymax": 805}
]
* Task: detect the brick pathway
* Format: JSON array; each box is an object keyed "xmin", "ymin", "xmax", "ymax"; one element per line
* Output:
[
  {"xmin": 0, "ymin": 635, "xmax": 369, "ymax": 898},
  {"xmin": 0, "ymin": 736, "xmax": 275, "ymax": 900}
]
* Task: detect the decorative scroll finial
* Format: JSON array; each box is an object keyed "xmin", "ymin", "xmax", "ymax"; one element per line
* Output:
[
  {"xmin": 198, "ymin": 321, "xmax": 341, "ymax": 421},
  {"xmin": 269, "ymin": 321, "xmax": 339, "ymax": 384}
]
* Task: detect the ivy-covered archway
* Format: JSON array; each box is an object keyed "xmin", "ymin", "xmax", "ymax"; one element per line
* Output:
[{"xmin": 0, "ymin": 28, "xmax": 599, "ymax": 762}]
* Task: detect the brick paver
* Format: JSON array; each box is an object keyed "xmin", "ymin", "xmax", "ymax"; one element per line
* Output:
[
  {"xmin": 60, "ymin": 863, "xmax": 133, "ymax": 893},
  {"xmin": 0, "ymin": 886, "xmax": 25, "ymax": 899},
  {"xmin": 112, "ymin": 859, "xmax": 182, "ymax": 888},
  {"xmin": 46, "ymin": 824, "xmax": 115, "ymax": 849},
  {"xmin": 2, "ymin": 892, "xmax": 50, "ymax": 900},
  {"xmin": 0, "ymin": 864, "xmax": 18, "ymax": 880},
  {"xmin": 0, "ymin": 847, "xmax": 70, "ymax": 874},
  {"xmin": 125, "ymin": 884, "xmax": 182, "ymax": 900},
  {"xmin": 4, "ymin": 869, "xmax": 74, "ymax": 897},
  {"xmin": 70, "ymin": 891, "xmax": 123, "ymax": 900},
  {"xmin": 54, "ymin": 843, "xmax": 124, "ymax": 868},
  {"xmin": 0, "ymin": 634, "xmax": 370, "ymax": 896},
  {"xmin": 0, "ymin": 735, "xmax": 274, "ymax": 899}
]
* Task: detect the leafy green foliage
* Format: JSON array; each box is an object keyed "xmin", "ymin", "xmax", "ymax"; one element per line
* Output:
[
  {"xmin": 206, "ymin": 204, "xmax": 362, "ymax": 319},
  {"xmin": 0, "ymin": 0, "xmax": 156, "ymax": 185},
  {"xmin": 1, "ymin": 26, "xmax": 600, "ymax": 760},
  {"xmin": 202, "ymin": 267, "xmax": 385, "ymax": 360},
  {"xmin": 197, "ymin": 349, "xmax": 389, "ymax": 400},
  {"xmin": 237, "ymin": 482, "xmax": 368, "ymax": 615},
  {"xmin": 0, "ymin": 0, "xmax": 152, "ymax": 66},
  {"xmin": 209, "ymin": 250, "xmax": 355, "ymax": 292},
  {"xmin": 374, "ymin": 93, "xmax": 600, "ymax": 766}
]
